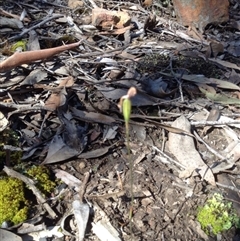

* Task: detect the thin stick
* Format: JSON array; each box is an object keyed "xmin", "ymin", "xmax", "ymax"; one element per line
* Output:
[
  {"xmin": 3, "ymin": 166, "xmax": 57, "ymax": 219},
  {"xmin": 0, "ymin": 14, "xmax": 64, "ymax": 46}
]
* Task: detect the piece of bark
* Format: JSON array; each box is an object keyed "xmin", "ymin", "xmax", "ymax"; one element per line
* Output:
[
  {"xmin": 172, "ymin": 0, "xmax": 229, "ymax": 31},
  {"xmin": 0, "ymin": 41, "xmax": 81, "ymax": 72}
]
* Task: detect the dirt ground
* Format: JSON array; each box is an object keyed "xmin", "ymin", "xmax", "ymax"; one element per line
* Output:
[{"xmin": 1, "ymin": 0, "xmax": 240, "ymax": 241}]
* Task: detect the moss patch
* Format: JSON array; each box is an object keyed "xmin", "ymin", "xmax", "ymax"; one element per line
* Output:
[
  {"xmin": 197, "ymin": 193, "xmax": 240, "ymax": 235},
  {"xmin": 0, "ymin": 177, "xmax": 28, "ymax": 225},
  {"xmin": 26, "ymin": 165, "xmax": 56, "ymax": 195}
]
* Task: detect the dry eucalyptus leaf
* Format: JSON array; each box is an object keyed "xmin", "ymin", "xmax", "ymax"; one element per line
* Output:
[
  {"xmin": 209, "ymin": 58, "xmax": 240, "ymax": 71},
  {"xmin": 92, "ymin": 8, "xmax": 131, "ymax": 29},
  {"xmin": 73, "ymin": 200, "xmax": 90, "ymax": 241},
  {"xmin": 199, "ymin": 87, "xmax": 240, "ymax": 105},
  {"xmin": 71, "ymin": 107, "xmax": 116, "ymax": 125},
  {"xmin": 92, "ymin": 220, "xmax": 121, "ymax": 241},
  {"xmin": 68, "ymin": 0, "xmax": 84, "ymax": 8},
  {"xmin": 168, "ymin": 115, "xmax": 215, "ymax": 185},
  {"xmin": 44, "ymin": 88, "xmax": 67, "ymax": 111},
  {"xmin": 42, "ymin": 134, "xmax": 79, "ymax": 164},
  {"xmin": 78, "ymin": 145, "xmax": 112, "ymax": 159},
  {"xmin": 20, "ymin": 69, "xmax": 47, "ymax": 86},
  {"xmin": 0, "ymin": 228, "xmax": 22, "ymax": 241},
  {"xmin": 0, "ymin": 16, "xmax": 23, "ymax": 29},
  {"xmin": 54, "ymin": 169, "xmax": 82, "ymax": 192}
]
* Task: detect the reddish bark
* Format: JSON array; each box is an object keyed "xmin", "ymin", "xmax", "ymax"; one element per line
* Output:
[{"xmin": 0, "ymin": 41, "xmax": 81, "ymax": 72}]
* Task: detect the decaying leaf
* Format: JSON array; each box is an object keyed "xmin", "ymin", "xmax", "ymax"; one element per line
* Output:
[
  {"xmin": 78, "ymin": 145, "xmax": 114, "ymax": 159},
  {"xmin": 73, "ymin": 200, "xmax": 90, "ymax": 241},
  {"xmin": 71, "ymin": 107, "xmax": 117, "ymax": 125},
  {"xmin": 0, "ymin": 16, "xmax": 23, "ymax": 29},
  {"xmin": 42, "ymin": 134, "xmax": 79, "ymax": 164},
  {"xmin": 92, "ymin": 220, "xmax": 121, "ymax": 241},
  {"xmin": 92, "ymin": 8, "xmax": 131, "ymax": 29},
  {"xmin": 168, "ymin": 115, "xmax": 215, "ymax": 185},
  {"xmin": 199, "ymin": 87, "xmax": 240, "ymax": 105},
  {"xmin": 54, "ymin": 169, "xmax": 82, "ymax": 192},
  {"xmin": 0, "ymin": 228, "xmax": 22, "ymax": 241},
  {"xmin": 20, "ymin": 69, "xmax": 47, "ymax": 86},
  {"xmin": 162, "ymin": 72, "xmax": 240, "ymax": 91}
]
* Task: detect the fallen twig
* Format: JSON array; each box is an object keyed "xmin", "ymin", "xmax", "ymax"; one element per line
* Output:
[
  {"xmin": 0, "ymin": 41, "xmax": 81, "ymax": 72},
  {"xmin": 0, "ymin": 14, "xmax": 64, "ymax": 46},
  {"xmin": 0, "ymin": 7, "xmax": 30, "ymax": 22},
  {"xmin": 3, "ymin": 166, "xmax": 57, "ymax": 219}
]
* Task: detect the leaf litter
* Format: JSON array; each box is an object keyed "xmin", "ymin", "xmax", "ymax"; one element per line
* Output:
[{"xmin": 0, "ymin": 0, "xmax": 240, "ymax": 241}]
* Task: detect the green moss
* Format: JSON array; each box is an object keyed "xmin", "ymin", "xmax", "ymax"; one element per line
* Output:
[
  {"xmin": 197, "ymin": 193, "xmax": 240, "ymax": 235},
  {"xmin": 0, "ymin": 177, "xmax": 28, "ymax": 225},
  {"xmin": 26, "ymin": 165, "xmax": 56, "ymax": 195}
]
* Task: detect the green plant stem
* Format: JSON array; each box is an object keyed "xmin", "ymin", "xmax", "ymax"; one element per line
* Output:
[{"xmin": 125, "ymin": 121, "xmax": 134, "ymax": 237}]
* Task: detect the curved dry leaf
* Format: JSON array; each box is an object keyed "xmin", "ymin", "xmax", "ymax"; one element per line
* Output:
[
  {"xmin": 161, "ymin": 72, "xmax": 240, "ymax": 90},
  {"xmin": 199, "ymin": 87, "xmax": 240, "ymax": 105},
  {"xmin": 92, "ymin": 8, "xmax": 131, "ymax": 29},
  {"xmin": 20, "ymin": 69, "xmax": 47, "ymax": 86},
  {"xmin": 44, "ymin": 89, "xmax": 67, "ymax": 111},
  {"xmin": 0, "ymin": 229, "xmax": 22, "ymax": 241},
  {"xmin": 58, "ymin": 76, "xmax": 74, "ymax": 87},
  {"xmin": 54, "ymin": 169, "xmax": 82, "ymax": 192},
  {"xmin": 42, "ymin": 134, "xmax": 79, "ymax": 164},
  {"xmin": 71, "ymin": 107, "xmax": 116, "ymax": 124},
  {"xmin": 209, "ymin": 58, "xmax": 240, "ymax": 71},
  {"xmin": 168, "ymin": 115, "xmax": 215, "ymax": 186},
  {"xmin": 78, "ymin": 145, "xmax": 112, "ymax": 159},
  {"xmin": 72, "ymin": 200, "xmax": 90, "ymax": 241},
  {"xmin": 0, "ymin": 16, "xmax": 23, "ymax": 29}
]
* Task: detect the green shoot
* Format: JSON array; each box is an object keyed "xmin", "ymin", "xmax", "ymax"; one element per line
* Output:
[{"xmin": 118, "ymin": 87, "xmax": 137, "ymax": 236}]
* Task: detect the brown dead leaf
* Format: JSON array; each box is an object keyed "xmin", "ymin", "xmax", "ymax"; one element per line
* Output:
[
  {"xmin": 195, "ymin": 83, "xmax": 216, "ymax": 94},
  {"xmin": 44, "ymin": 88, "xmax": 67, "ymax": 111},
  {"xmin": 78, "ymin": 145, "xmax": 112, "ymax": 159},
  {"xmin": 209, "ymin": 40, "xmax": 224, "ymax": 58},
  {"xmin": 68, "ymin": 0, "xmax": 84, "ymax": 9},
  {"xmin": 209, "ymin": 58, "xmax": 240, "ymax": 71},
  {"xmin": 142, "ymin": 0, "xmax": 153, "ymax": 7},
  {"xmin": 58, "ymin": 76, "xmax": 75, "ymax": 87},
  {"xmin": 92, "ymin": 8, "xmax": 131, "ymax": 29},
  {"xmin": 20, "ymin": 69, "xmax": 47, "ymax": 86},
  {"xmin": 168, "ymin": 115, "xmax": 215, "ymax": 185},
  {"xmin": 199, "ymin": 87, "xmax": 240, "ymax": 105},
  {"xmin": 42, "ymin": 134, "xmax": 79, "ymax": 164},
  {"xmin": 71, "ymin": 107, "xmax": 117, "ymax": 125}
]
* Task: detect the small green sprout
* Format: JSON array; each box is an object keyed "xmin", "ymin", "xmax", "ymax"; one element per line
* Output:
[
  {"xmin": 118, "ymin": 87, "xmax": 137, "ymax": 236},
  {"xmin": 118, "ymin": 87, "xmax": 137, "ymax": 137},
  {"xmin": 197, "ymin": 193, "xmax": 240, "ymax": 235}
]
